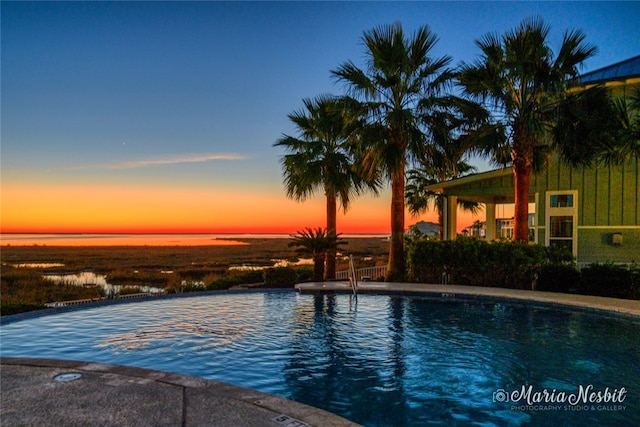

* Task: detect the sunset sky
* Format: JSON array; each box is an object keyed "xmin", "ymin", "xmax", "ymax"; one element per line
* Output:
[{"xmin": 2, "ymin": 1, "xmax": 639, "ymax": 234}]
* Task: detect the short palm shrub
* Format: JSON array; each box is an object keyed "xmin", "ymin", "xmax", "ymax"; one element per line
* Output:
[{"xmin": 288, "ymin": 228, "xmax": 347, "ymax": 281}]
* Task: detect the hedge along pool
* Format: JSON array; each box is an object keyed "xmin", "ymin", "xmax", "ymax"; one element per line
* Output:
[{"xmin": 1, "ymin": 291, "xmax": 639, "ymax": 426}]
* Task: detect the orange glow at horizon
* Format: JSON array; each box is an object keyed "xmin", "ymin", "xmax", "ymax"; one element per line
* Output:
[{"xmin": 2, "ymin": 182, "xmax": 482, "ymax": 235}]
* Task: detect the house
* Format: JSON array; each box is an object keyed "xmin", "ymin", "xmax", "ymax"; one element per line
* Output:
[
  {"xmin": 425, "ymin": 56, "xmax": 640, "ymax": 264},
  {"xmin": 463, "ymin": 213, "xmax": 535, "ymax": 240},
  {"xmin": 409, "ymin": 221, "xmax": 439, "ymax": 237},
  {"xmin": 463, "ymin": 220, "xmax": 486, "ymax": 238}
]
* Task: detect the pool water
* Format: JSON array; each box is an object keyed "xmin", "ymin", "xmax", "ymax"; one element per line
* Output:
[{"xmin": 1, "ymin": 291, "xmax": 638, "ymax": 426}]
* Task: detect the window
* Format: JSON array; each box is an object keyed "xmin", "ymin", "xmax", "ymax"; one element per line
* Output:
[
  {"xmin": 550, "ymin": 194, "xmax": 573, "ymax": 208},
  {"xmin": 549, "ymin": 216, "xmax": 573, "ymax": 238},
  {"xmin": 546, "ymin": 191, "xmax": 578, "ymax": 257}
]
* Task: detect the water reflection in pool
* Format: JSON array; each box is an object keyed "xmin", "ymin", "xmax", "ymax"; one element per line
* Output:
[{"xmin": 1, "ymin": 292, "xmax": 638, "ymax": 426}]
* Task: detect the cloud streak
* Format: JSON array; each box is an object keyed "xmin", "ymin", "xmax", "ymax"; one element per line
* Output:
[
  {"xmin": 66, "ymin": 153, "xmax": 247, "ymax": 171},
  {"xmin": 108, "ymin": 153, "xmax": 246, "ymax": 169}
]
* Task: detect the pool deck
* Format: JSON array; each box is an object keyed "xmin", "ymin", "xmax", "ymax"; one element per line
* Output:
[
  {"xmin": 0, "ymin": 357, "xmax": 360, "ymax": 427},
  {"xmin": 295, "ymin": 282, "xmax": 640, "ymax": 317}
]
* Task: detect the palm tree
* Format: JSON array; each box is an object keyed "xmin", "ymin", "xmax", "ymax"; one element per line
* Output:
[
  {"xmin": 406, "ymin": 104, "xmax": 484, "ymax": 238},
  {"xmin": 332, "ymin": 22, "xmax": 454, "ymax": 281},
  {"xmin": 458, "ymin": 17, "xmax": 606, "ymax": 242},
  {"xmin": 274, "ymin": 95, "xmax": 370, "ymax": 279},
  {"xmin": 289, "ymin": 227, "xmax": 347, "ymax": 281},
  {"xmin": 405, "ymin": 166, "xmax": 480, "ymax": 240},
  {"xmin": 602, "ymin": 88, "xmax": 640, "ymax": 164}
]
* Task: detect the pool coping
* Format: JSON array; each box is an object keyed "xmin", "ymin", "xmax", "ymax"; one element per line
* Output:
[
  {"xmin": 295, "ymin": 282, "xmax": 640, "ymax": 319},
  {"xmin": 0, "ymin": 357, "xmax": 361, "ymax": 427}
]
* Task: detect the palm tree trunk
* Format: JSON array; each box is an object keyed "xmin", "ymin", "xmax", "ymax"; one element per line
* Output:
[
  {"xmin": 325, "ymin": 191, "xmax": 337, "ymax": 280},
  {"xmin": 512, "ymin": 124, "xmax": 533, "ymax": 242},
  {"xmin": 313, "ymin": 253, "xmax": 325, "ymax": 282},
  {"xmin": 513, "ymin": 162, "xmax": 531, "ymax": 242},
  {"xmin": 387, "ymin": 165, "xmax": 406, "ymax": 281}
]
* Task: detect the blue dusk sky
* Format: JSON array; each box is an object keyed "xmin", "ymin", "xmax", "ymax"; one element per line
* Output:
[{"xmin": 2, "ymin": 1, "xmax": 639, "ymax": 233}]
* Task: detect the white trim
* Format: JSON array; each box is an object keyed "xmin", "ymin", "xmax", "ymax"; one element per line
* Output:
[
  {"xmin": 534, "ymin": 192, "xmax": 540, "ymax": 244},
  {"xmin": 545, "ymin": 190, "xmax": 578, "ymax": 257}
]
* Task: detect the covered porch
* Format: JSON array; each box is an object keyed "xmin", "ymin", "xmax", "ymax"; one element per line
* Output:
[{"xmin": 425, "ymin": 167, "xmax": 534, "ymax": 242}]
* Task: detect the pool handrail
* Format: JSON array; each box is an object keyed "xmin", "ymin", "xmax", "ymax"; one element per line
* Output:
[{"xmin": 348, "ymin": 255, "xmax": 358, "ymax": 298}]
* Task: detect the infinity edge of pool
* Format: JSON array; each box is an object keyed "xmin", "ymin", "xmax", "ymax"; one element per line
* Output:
[{"xmin": 2, "ymin": 283, "xmax": 639, "ymax": 327}]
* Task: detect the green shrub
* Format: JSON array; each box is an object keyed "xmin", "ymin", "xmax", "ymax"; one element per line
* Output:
[
  {"xmin": 207, "ymin": 276, "xmax": 241, "ymax": 290},
  {"xmin": 106, "ymin": 269, "xmax": 171, "ymax": 287},
  {"xmin": 536, "ymin": 264, "xmax": 581, "ymax": 293},
  {"xmin": 241, "ymin": 270, "xmax": 265, "ymax": 284},
  {"xmin": 1, "ymin": 303, "xmax": 45, "ymax": 316},
  {"xmin": 263, "ymin": 267, "xmax": 298, "ymax": 288},
  {"xmin": 177, "ymin": 266, "xmax": 226, "ymax": 280},
  {"xmin": 295, "ymin": 266, "xmax": 314, "ymax": 283},
  {"xmin": 406, "ymin": 238, "xmax": 551, "ymax": 290},
  {"xmin": 206, "ymin": 270, "xmax": 264, "ymax": 290},
  {"xmin": 406, "ymin": 239, "xmax": 448, "ymax": 283},
  {"xmin": 578, "ymin": 263, "xmax": 639, "ymax": 300}
]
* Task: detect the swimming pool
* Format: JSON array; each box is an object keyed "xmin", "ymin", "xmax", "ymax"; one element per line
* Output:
[{"xmin": 1, "ymin": 291, "xmax": 638, "ymax": 426}]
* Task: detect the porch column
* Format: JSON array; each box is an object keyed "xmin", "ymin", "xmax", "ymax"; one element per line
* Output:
[
  {"xmin": 485, "ymin": 203, "xmax": 496, "ymax": 241},
  {"xmin": 445, "ymin": 195, "xmax": 458, "ymax": 240}
]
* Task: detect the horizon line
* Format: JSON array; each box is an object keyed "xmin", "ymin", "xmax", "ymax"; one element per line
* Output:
[{"xmin": 0, "ymin": 230, "xmax": 392, "ymax": 235}]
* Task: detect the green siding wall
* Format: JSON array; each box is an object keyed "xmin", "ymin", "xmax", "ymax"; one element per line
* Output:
[
  {"xmin": 532, "ymin": 156, "xmax": 639, "ymax": 227},
  {"xmin": 532, "ymin": 156, "xmax": 639, "ymax": 263},
  {"xmin": 581, "ymin": 167, "xmax": 597, "ymax": 225},
  {"xmin": 452, "ymin": 173, "xmax": 514, "ymax": 200},
  {"xmin": 623, "ymin": 160, "xmax": 640, "ymax": 225},
  {"xmin": 578, "ymin": 228, "xmax": 640, "ymax": 263}
]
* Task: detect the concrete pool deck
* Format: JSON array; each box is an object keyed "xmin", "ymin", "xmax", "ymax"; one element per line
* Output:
[
  {"xmin": 0, "ymin": 357, "xmax": 360, "ymax": 427},
  {"xmin": 295, "ymin": 282, "xmax": 640, "ymax": 317}
]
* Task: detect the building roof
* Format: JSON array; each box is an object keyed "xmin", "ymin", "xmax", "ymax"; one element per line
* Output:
[
  {"xmin": 423, "ymin": 167, "xmax": 516, "ymax": 204},
  {"xmin": 578, "ymin": 55, "xmax": 640, "ymax": 85},
  {"xmin": 424, "ymin": 168, "xmax": 512, "ymax": 192}
]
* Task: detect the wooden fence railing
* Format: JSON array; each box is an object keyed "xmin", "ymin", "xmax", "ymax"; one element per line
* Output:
[{"xmin": 335, "ymin": 265, "xmax": 387, "ymax": 281}]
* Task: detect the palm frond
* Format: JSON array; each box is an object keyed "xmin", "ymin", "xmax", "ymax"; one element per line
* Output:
[
  {"xmin": 274, "ymin": 95, "xmax": 379, "ymax": 210},
  {"xmin": 457, "ymin": 16, "xmax": 602, "ymax": 171},
  {"xmin": 288, "ymin": 227, "xmax": 347, "ymax": 255}
]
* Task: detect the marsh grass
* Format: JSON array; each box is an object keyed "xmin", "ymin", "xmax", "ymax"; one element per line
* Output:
[
  {"xmin": 1, "ymin": 238, "xmax": 389, "ymax": 314},
  {"xmin": 1, "ymin": 266, "xmax": 102, "ymax": 313}
]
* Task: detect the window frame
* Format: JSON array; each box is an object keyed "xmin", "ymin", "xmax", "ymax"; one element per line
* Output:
[{"xmin": 545, "ymin": 190, "xmax": 578, "ymax": 257}]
